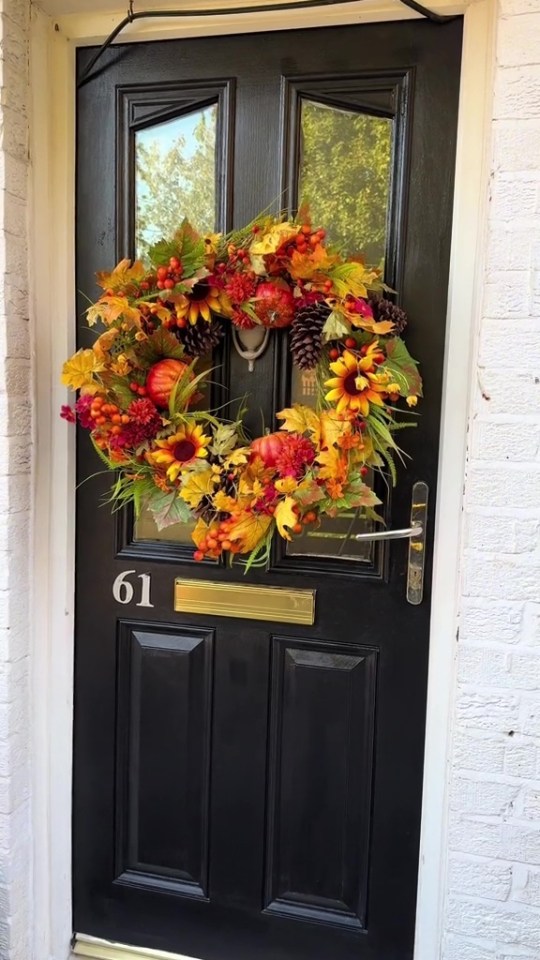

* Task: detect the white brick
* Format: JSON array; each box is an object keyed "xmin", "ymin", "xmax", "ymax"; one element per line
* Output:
[
  {"xmin": 489, "ymin": 174, "xmax": 540, "ymax": 222},
  {"xmin": 456, "ymin": 691, "xmax": 520, "ymax": 732},
  {"xmin": 505, "ymin": 740, "xmax": 539, "ymax": 779},
  {"xmin": 478, "ymin": 326, "xmax": 540, "ymax": 372},
  {"xmin": 521, "ymin": 699, "xmax": 540, "ymax": 737},
  {"xmin": 483, "ymin": 271, "xmax": 531, "ymax": 316},
  {"xmin": 450, "ymin": 776, "xmax": 519, "ymax": 816},
  {"xmin": 523, "ymin": 604, "xmax": 540, "ymax": 646},
  {"xmin": 466, "ymin": 468, "xmax": 540, "ymax": 511},
  {"xmin": 513, "ymin": 866, "xmax": 540, "ymax": 907},
  {"xmin": 492, "ymin": 120, "xmax": 540, "ymax": 172},
  {"xmin": 458, "ymin": 646, "xmax": 540, "ymax": 691},
  {"xmin": 494, "ymin": 65, "xmax": 540, "ymax": 119},
  {"xmin": 447, "ymin": 856, "xmax": 512, "ymax": 901},
  {"xmin": 443, "ymin": 937, "xmax": 496, "ymax": 960},
  {"xmin": 465, "ymin": 515, "xmax": 539, "ymax": 554},
  {"xmin": 497, "ymin": 13, "xmax": 540, "ymax": 67},
  {"xmin": 447, "ymin": 898, "xmax": 540, "ymax": 948},
  {"xmin": 460, "ymin": 599, "xmax": 523, "ymax": 645},
  {"xmin": 486, "ymin": 224, "xmax": 537, "ymax": 270},
  {"xmin": 463, "ymin": 557, "xmax": 540, "ymax": 602},
  {"xmin": 453, "ymin": 731, "xmax": 506, "ymax": 773},
  {"xmin": 474, "ymin": 370, "xmax": 540, "ymax": 413},
  {"xmin": 522, "ymin": 790, "xmax": 540, "ymax": 820}
]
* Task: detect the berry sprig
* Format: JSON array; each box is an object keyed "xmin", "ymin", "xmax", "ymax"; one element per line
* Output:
[{"xmin": 156, "ymin": 256, "xmax": 184, "ymax": 291}]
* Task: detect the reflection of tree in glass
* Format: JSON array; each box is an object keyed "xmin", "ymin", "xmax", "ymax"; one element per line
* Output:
[
  {"xmin": 135, "ymin": 107, "xmax": 217, "ymax": 259},
  {"xmin": 299, "ymin": 101, "xmax": 393, "ymax": 268}
]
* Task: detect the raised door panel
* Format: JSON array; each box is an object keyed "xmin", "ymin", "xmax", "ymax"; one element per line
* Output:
[
  {"xmin": 115, "ymin": 622, "xmax": 214, "ymax": 898},
  {"xmin": 265, "ymin": 636, "xmax": 377, "ymax": 929}
]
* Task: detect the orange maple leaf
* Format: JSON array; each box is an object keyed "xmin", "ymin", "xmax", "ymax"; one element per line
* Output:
[{"xmin": 289, "ymin": 243, "xmax": 340, "ymax": 282}]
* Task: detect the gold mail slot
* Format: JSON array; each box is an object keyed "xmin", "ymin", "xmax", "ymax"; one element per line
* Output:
[{"xmin": 174, "ymin": 578, "xmax": 316, "ymax": 625}]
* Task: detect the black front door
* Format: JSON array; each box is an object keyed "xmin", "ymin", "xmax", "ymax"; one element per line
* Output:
[{"xmin": 74, "ymin": 19, "xmax": 462, "ymax": 960}]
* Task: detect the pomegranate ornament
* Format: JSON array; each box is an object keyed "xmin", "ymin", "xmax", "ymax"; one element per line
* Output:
[{"xmin": 254, "ymin": 281, "xmax": 295, "ymax": 329}]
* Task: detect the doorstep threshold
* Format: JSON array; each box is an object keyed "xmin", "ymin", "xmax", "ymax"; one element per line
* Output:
[{"xmin": 73, "ymin": 934, "xmax": 201, "ymax": 960}]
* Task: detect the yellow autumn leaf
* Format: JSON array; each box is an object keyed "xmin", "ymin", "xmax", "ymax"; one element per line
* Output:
[
  {"xmin": 223, "ymin": 447, "xmax": 250, "ymax": 468},
  {"xmin": 179, "ymin": 468, "xmax": 216, "ymax": 509},
  {"xmin": 212, "ymin": 490, "xmax": 238, "ymax": 513},
  {"xmin": 319, "ymin": 410, "xmax": 352, "ymax": 450},
  {"xmin": 329, "ymin": 262, "xmax": 380, "ymax": 300},
  {"xmin": 86, "ymin": 295, "xmax": 142, "ymax": 328},
  {"xmin": 96, "ymin": 258, "xmax": 146, "ymax": 292},
  {"xmin": 227, "ymin": 512, "xmax": 272, "ymax": 554},
  {"xmin": 92, "ymin": 327, "xmax": 119, "ymax": 360},
  {"xmin": 192, "ymin": 517, "xmax": 210, "ymax": 550},
  {"xmin": 61, "ymin": 349, "xmax": 105, "ymax": 390},
  {"xmin": 275, "ymin": 476, "xmax": 297, "ymax": 495},
  {"xmin": 274, "ymin": 497, "xmax": 298, "ymax": 541},
  {"xmin": 276, "ymin": 404, "xmax": 321, "ymax": 440},
  {"xmin": 250, "ymin": 221, "xmax": 297, "ymax": 257}
]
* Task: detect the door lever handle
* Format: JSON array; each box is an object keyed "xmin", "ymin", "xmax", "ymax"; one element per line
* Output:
[
  {"xmin": 354, "ymin": 525, "xmax": 423, "ymax": 542},
  {"xmin": 354, "ymin": 481, "xmax": 429, "ymax": 604}
]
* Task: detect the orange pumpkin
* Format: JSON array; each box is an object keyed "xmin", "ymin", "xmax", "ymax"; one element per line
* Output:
[
  {"xmin": 250, "ymin": 432, "xmax": 286, "ymax": 467},
  {"xmin": 146, "ymin": 358, "xmax": 191, "ymax": 408}
]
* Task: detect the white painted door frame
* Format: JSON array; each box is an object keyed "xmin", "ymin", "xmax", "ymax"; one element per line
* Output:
[{"xmin": 29, "ymin": 2, "xmax": 495, "ymax": 958}]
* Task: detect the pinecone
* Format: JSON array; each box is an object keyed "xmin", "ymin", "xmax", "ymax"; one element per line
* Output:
[
  {"xmin": 176, "ymin": 318, "xmax": 224, "ymax": 358},
  {"xmin": 290, "ymin": 301, "xmax": 331, "ymax": 370},
  {"xmin": 370, "ymin": 296, "xmax": 408, "ymax": 335}
]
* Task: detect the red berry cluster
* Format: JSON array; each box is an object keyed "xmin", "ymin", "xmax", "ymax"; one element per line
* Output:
[{"xmin": 156, "ymin": 256, "xmax": 184, "ymax": 291}]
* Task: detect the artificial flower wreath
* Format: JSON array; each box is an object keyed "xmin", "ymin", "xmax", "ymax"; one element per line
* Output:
[{"xmin": 62, "ymin": 215, "xmax": 422, "ymax": 568}]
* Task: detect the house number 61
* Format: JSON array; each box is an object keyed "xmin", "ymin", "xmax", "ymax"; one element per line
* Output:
[{"xmin": 112, "ymin": 570, "xmax": 154, "ymax": 608}]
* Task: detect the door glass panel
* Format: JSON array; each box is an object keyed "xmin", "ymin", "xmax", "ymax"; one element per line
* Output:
[
  {"xmin": 288, "ymin": 98, "xmax": 394, "ymax": 563},
  {"xmin": 133, "ymin": 104, "xmax": 218, "ymax": 546},
  {"xmin": 298, "ymin": 98, "xmax": 393, "ymax": 266},
  {"xmin": 135, "ymin": 104, "xmax": 218, "ymax": 260}
]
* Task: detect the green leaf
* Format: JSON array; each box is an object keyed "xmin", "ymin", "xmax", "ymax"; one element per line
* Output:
[
  {"xmin": 148, "ymin": 490, "xmax": 193, "ymax": 530},
  {"xmin": 138, "ymin": 327, "xmax": 186, "ymax": 365},
  {"xmin": 107, "ymin": 375, "xmax": 136, "ymax": 409},
  {"xmin": 148, "ymin": 237, "xmax": 181, "ymax": 269},
  {"xmin": 381, "ymin": 337, "xmax": 423, "ymax": 398},
  {"xmin": 148, "ymin": 220, "xmax": 206, "ymax": 276}
]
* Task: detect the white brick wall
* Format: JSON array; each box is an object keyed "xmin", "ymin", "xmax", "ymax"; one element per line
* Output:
[
  {"xmin": 0, "ymin": 1, "xmax": 31, "ymax": 959},
  {"xmin": 442, "ymin": 1, "xmax": 540, "ymax": 958}
]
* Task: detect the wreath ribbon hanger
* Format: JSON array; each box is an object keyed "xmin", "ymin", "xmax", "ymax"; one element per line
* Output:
[{"xmin": 77, "ymin": 0, "xmax": 459, "ymax": 88}]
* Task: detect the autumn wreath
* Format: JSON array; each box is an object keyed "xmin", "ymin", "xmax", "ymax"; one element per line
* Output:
[{"xmin": 61, "ymin": 215, "xmax": 422, "ymax": 567}]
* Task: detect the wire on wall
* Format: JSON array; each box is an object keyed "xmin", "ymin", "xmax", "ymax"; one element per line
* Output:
[{"xmin": 76, "ymin": 0, "xmax": 459, "ymax": 88}]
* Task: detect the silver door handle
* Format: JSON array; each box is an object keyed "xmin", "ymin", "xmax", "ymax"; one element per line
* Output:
[
  {"xmin": 354, "ymin": 482, "xmax": 429, "ymax": 604},
  {"xmin": 354, "ymin": 525, "xmax": 423, "ymax": 542}
]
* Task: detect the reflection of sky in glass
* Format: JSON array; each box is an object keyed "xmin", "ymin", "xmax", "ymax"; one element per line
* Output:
[{"xmin": 135, "ymin": 104, "xmax": 217, "ymax": 259}]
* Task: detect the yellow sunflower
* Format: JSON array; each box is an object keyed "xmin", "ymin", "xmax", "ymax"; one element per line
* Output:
[
  {"xmin": 148, "ymin": 423, "xmax": 211, "ymax": 482},
  {"xmin": 324, "ymin": 349, "xmax": 388, "ymax": 417},
  {"xmin": 175, "ymin": 280, "xmax": 231, "ymax": 325}
]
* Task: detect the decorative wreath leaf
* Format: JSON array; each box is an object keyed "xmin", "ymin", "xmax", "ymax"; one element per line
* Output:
[
  {"xmin": 382, "ymin": 338, "xmax": 423, "ymax": 398},
  {"xmin": 96, "ymin": 258, "xmax": 146, "ymax": 293},
  {"xmin": 179, "ymin": 467, "xmax": 216, "ymax": 509},
  {"xmin": 227, "ymin": 512, "xmax": 272, "ymax": 554},
  {"xmin": 148, "ymin": 490, "xmax": 193, "ymax": 531},
  {"xmin": 274, "ymin": 496, "xmax": 298, "ymax": 541}
]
